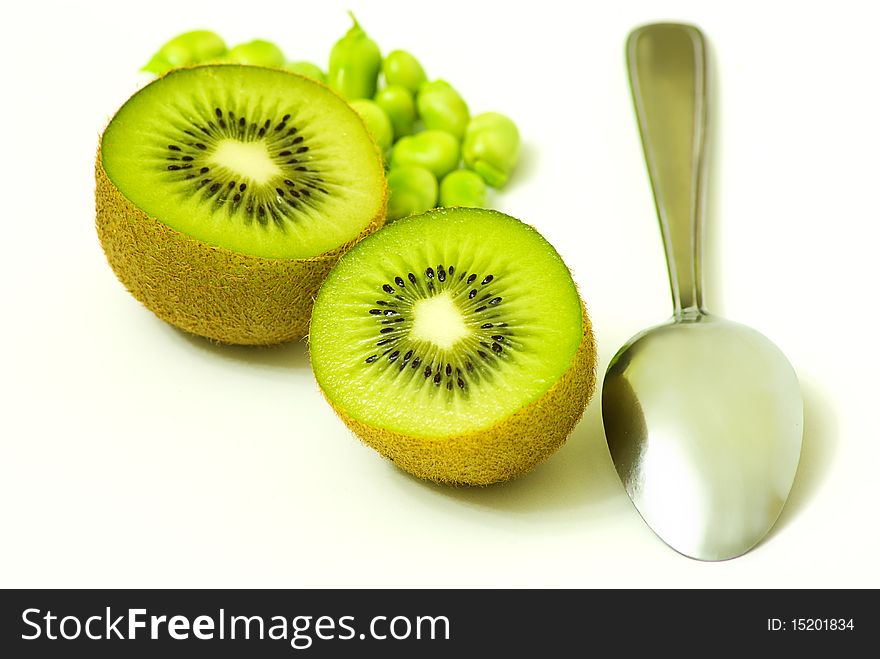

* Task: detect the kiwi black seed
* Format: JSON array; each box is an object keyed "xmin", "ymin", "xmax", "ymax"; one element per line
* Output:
[
  {"xmin": 360, "ymin": 265, "xmax": 515, "ymax": 393},
  {"xmin": 158, "ymin": 109, "xmax": 329, "ymax": 227}
]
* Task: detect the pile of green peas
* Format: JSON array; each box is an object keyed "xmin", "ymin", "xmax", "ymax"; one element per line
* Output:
[{"xmin": 142, "ymin": 16, "xmax": 521, "ymax": 222}]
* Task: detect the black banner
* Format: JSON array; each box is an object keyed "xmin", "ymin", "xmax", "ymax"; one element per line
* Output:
[{"xmin": 0, "ymin": 589, "xmax": 872, "ymax": 656}]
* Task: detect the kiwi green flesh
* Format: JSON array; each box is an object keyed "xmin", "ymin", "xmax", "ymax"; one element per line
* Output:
[
  {"xmin": 310, "ymin": 208, "xmax": 584, "ymax": 437},
  {"xmin": 101, "ymin": 65, "xmax": 385, "ymax": 260}
]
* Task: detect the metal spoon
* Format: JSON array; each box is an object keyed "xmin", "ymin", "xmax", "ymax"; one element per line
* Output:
[{"xmin": 601, "ymin": 23, "xmax": 803, "ymax": 561}]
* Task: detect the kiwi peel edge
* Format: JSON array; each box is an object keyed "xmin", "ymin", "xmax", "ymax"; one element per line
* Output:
[
  {"xmin": 318, "ymin": 300, "xmax": 596, "ymax": 485},
  {"xmin": 95, "ymin": 152, "xmax": 387, "ymax": 345}
]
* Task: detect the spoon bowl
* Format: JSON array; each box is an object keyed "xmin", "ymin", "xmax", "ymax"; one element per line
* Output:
[
  {"xmin": 602, "ymin": 23, "xmax": 804, "ymax": 560},
  {"xmin": 603, "ymin": 314, "xmax": 802, "ymax": 560}
]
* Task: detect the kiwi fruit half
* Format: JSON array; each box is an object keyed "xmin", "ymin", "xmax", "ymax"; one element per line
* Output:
[
  {"xmin": 97, "ymin": 65, "xmax": 386, "ymax": 345},
  {"xmin": 309, "ymin": 208, "xmax": 596, "ymax": 485}
]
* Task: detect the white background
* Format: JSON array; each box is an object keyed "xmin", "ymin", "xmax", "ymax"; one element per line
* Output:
[{"xmin": 1, "ymin": 0, "xmax": 878, "ymax": 588}]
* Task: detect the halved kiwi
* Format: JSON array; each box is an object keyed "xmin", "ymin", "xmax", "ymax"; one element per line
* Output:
[
  {"xmin": 309, "ymin": 208, "xmax": 596, "ymax": 485},
  {"xmin": 96, "ymin": 64, "xmax": 386, "ymax": 345}
]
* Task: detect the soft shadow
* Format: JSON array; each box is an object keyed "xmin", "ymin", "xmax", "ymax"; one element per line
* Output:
[
  {"xmin": 770, "ymin": 379, "xmax": 838, "ymax": 534},
  {"xmin": 703, "ymin": 39, "xmax": 725, "ymax": 316},
  {"xmin": 391, "ymin": 398, "xmax": 623, "ymax": 517},
  {"xmin": 169, "ymin": 324, "xmax": 312, "ymax": 371},
  {"xmin": 507, "ymin": 141, "xmax": 539, "ymax": 191}
]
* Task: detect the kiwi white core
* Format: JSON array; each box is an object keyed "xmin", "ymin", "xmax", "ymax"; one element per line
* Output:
[
  {"xmin": 209, "ymin": 139, "xmax": 282, "ymax": 184},
  {"xmin": 410, "ymin": 293, "xmax": 469, "ymax": 350}
]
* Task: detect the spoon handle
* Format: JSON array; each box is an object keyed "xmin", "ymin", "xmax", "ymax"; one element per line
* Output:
[{"xmin": 627, "ymin": 23, "xmax": 708, "ymax": 318}]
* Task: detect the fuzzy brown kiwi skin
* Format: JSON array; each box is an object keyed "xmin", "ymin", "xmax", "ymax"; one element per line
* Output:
[
  {"xmin": 95, "ymin": 150, "xmax": 387, "ymax": 346},
  {"xmin": 320, "ymin": 301, "xmax": 597, "ymax": 486}
]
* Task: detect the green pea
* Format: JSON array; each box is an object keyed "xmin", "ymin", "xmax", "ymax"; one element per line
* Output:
[
  {"xmin": 142, "ymin": 30, "xmax": 227, "ymax": 75},
  {"xmin": 386, "ymin": 166, "xmax": 438, "ymax": 222},
  {"xmin": 382, "ymin": 50, "xmax": 427, "ymax": 95},
  {"xmin": 390, "ymin": 130, "xmax": 460, "ymax": 179},
  {"xmin": 285, "ymin": 61, "xmax": 326, "ymax": 83},
  {"xmin": 224, "ymin": 40, "xmax": 286, "ymax": 68},
  {"xmin": 328, "ymin": 12, "xmax": 382, "ymax": 100},
  {"xmin": 349, "ymin": 100, "xmax": 394, "ymax": 153},
  {"xmin": 374, "ymin": 85, "xmax": 416, "ymax": 140},
  {"xmin": 439, "ymin": 169, "xmax": 488, "ymax": 208},
  {"xmin": 462, "ymin": 112, "xmax": 520, "ymax": 188},
  {"xmin": 416, "ymin": 80, "xmax": 470, "ymax": 139}
]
